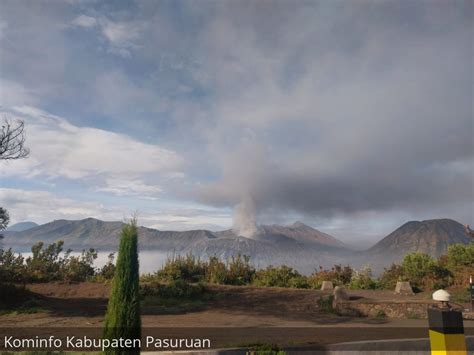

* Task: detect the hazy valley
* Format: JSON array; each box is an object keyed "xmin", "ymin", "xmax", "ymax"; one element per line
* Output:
[{"xmin": 3, "ymin": 217, "xmax": 471, "ymax": 274}]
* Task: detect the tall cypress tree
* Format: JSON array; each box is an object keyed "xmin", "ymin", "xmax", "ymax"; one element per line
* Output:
[{"xmin": 103, "ymin": 219, "xmax": 141, "ymax": 354}]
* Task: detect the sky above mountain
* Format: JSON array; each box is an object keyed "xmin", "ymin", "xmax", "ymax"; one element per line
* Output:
[{"xmin": 0, "ymin": 0, "xmax": 472, "ymax": 243}]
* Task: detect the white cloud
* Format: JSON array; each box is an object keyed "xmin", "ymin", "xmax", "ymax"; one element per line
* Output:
[
  {"xmin": 0, "ymin": 106, "xmax": 184, "ymax": 197},
  {"xmin": 98, "ymin": 19, "xmax": 142, "ymax": 57},
  {"xmin": 71, "ymin": 15, "xmax": 97, "ymax": 28},
  {"xmin": 0, "ymin": 188, "xmax": 231, "ymax": 231},
  {"xmin": 95, "ymin": 178, "xmax": 162, "ymax": 199},
  {"xmin": 101, "ymin": 20, "xmax": 139, "ymax": 45},
  {"xmin": 0, "ymin": 188, "xmax": 116, "ymax": 224},
  {"xmin": 0, "ymin": 79, "xmax": 38, "ymax": 107}
]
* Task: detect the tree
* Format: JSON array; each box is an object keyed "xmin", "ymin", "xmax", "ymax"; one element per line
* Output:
[
  {"xmin": 402, "ymin": 252, "xmax": 436, "ymax": 281},
  {"xmin": 401, "ymin": 252, "xmax": 451, "ymax": 290},
  {"xmin": 0, "ymin": 208, "xmax": 9, "ymax": 231},
  {"xmin": 103, "ymin": 219, "xmax": 141, "ymax": 354},
  {"xmin": 0, "ymin": 207, "xmax": 9, "ymax": 239},
  {"xmin": 0, "ymin": 118, "xmax": 30, "ymax": 238},
  {"xmin": 446, "ymin": 243, "xmax": 474, "ymax": 269},
  {"xmin": 0, "ymin": 119, "xmax": 30, "ymax": 160}
]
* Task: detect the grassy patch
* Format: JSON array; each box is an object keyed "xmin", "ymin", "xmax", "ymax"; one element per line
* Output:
[
  {"xmin": 0, "ymin": 284, "xmax": 45, "ymax": 315},
  {"xmin": 140, "ymin": 280, "xmax": 213, "ymax": 314},
  {"xmin": 450, "ymin": 288, "xmax": 470, "ymax": 304},
  {"xmin": 0, "ymin": 299, "xmax": 45, "ymax": 316},
  {"xmin": 247, "ymin": 343, "xmax": 286, "ymax": 355},
  {"xmin": 317, "ymin": 295, "xmax": 336, "ymax": 314}
]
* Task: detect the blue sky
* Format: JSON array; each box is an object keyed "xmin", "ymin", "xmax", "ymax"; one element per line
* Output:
[{"xmin": 0, "ymin": 0, "xmax": 472, "ymax": 245}]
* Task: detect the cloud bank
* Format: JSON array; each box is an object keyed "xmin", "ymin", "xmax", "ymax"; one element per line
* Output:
[{"xmin": 0, "ymin": 0, "xmax": 472, "ymax": 237}]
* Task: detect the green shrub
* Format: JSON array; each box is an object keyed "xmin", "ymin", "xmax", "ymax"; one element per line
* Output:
[
  {"xmin": 156, "ymin": 254, "xmax": 206, "ymax": 283},
  {"xmin": 0, "ymin": 248, "xmax": 25, "ymax": 283},
  {"xmin": 317, "ymin": 295, "xmax": 335, "ymax": 313},
  {"xmin": 378, "ymin": 264, "xmax": 405, "ymax": 290},
  {"xmin": 141, "ymin": 279, "xmax": 205, "ymax": 300},
  {"xmin": 248, "ymin": 343, "xmax": 286, "ymax": 355},
  {"xmin": 446, "ymin": 244, "xmax": 474, "ymax": 269},
  {"xmin": 401, "ymin": 252, "xmax": 451, "ymax": 290},
  {"xmin": 205, "ymin": 256, "xmax": 227, "ymax": 284},
  {"xmin": 308, "ymin": 264, "xmax": 353, "ymax": 288},
  {"xmin": 450, "ymin": 288, "xmax": 470, "ymax": 303},
  {"xmin": 98, "ymin": 253, "xmax": 116, "ymax": 280},
  {"xmin": 348, "ymin": 266, "xmax": 377, "ymax": 290},
  {"xmin": 25, "ymin": 241, "xmax": 68, "ymax": 282},
  {"xmin": 225, "ymin": 254, "xmax": 255, "ymax": 285},
  {"xmin": 254, "ymin": 265, "xmax": 308, "ymax": 288},
  {"xmin": 147, "ymin": 253, "xmax": 255, "ymax": 286},
  {"xmin": 62, "ymin": 248, "xmax": 97, "ymax": 282},
  {"xmin": 402, "ymin": 253, "xmax": 436, "ymax": 281}
]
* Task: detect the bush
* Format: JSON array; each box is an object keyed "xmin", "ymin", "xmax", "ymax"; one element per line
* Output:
[
  {"xmin": 156, "ymin": 254, "xmax": 206, "ymax": 283},
  {"xmin": 348, "ymin": 266, "xmax": 377, "ymax": 290},
  {"xmin": 225, "ymin": 254, "xmax": 255, "ymax": 285},
  {"xmin": 97, "ymin": 253, "xmax": 116, "ymax": 281},
  {"xmin": 0, "ymin": 248, "xmax": 25, "ymax": 283},
  {"xmin": 1, "ymin": 242, "xmax": 106, "ymax": 283},
  {"xmin": 62, "ymin": 248, "xmax": 98, "ymax": 282},
  {"xmin": 148, "ymin": 253, "xmax": 255, "ymax": 286},
  {"xmin": 254, "ymin": 265, "xmax": 308, "ymax": 288},
  {"xmin": 401, "ymin": 252, "xmax": 451, "ymax": 290},
  {"xmin": 317, "ymin": 295, "xmax": 335, "ymax": 313},
  {"xmin": 308, "ymin": 264, "xmax": 353, "ymax": 289},
  {"xmin": 205, "ymin": 256, "xmax": 227, "ymax": 284},
  {"xmin": 25, "ymin": 241, "xmax": 68, "ymax": 282},
  {"xmin": 141, "ymin": 279, "xmax": 205, "ymax": 300},
  {"xmin": 378, "ymin": 264, "xmax": 405, "ymax": 290},
  {"xmin": 446, "ymin": 244, "xmax": 474, "ymax": 271},
  {"xmin": 248, "ymin": 343, "xmax": 286, "ymax": 355}
]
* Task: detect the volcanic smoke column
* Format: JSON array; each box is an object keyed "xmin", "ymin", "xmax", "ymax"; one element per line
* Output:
[{"xmin": 232, "ymin": 196, "xmax": 258, "ymax": 238}]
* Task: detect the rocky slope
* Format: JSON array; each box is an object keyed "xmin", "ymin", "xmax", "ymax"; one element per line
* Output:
[
  {"xmin": 2, "ymin": 218, "xmax": 350, "ymax": 274},
  {"xmin": 362, "ymin": 218, "xmax": 471, "ymax": 270},
  {"xmin": 5, "ymin": 221, "xmax": 39, "ymax": 232},
  {"xmin": 3, "ymin": 217, "xmax": 471, "ymax": 274}
]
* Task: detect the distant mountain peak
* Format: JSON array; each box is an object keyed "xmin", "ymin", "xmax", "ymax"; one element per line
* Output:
[
  {"xmin": 6, "ymin": 221, "xmax": 39, "ymax": 232},
  {"xmin": 292, "ymin": 221, "xmax": 310, "ymax": 228},
  {"xmin": 368, "ymin": 218, "xmax": 470, "ymax": 257}
]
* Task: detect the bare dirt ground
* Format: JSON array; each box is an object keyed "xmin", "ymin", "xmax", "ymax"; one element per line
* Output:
[{"xmin": 1, "ymin": 282, "xmax": 472, "ymax": 349}]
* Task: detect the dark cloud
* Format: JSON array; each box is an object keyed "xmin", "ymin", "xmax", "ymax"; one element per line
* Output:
[{"xmin": 1, "ymin": 0, "xmax": 472, "ymax": 234}]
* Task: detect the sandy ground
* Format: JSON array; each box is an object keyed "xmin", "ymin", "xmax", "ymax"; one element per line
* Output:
[{"xmin": 1, "ymin": 282, "xmax": 472, "ymax": 349}]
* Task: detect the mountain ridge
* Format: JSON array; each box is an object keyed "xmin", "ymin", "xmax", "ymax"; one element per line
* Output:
[
  {"xmin": 362, "ymin": 218, "xmax": 471, "ymax": 270},
  {"xmin": 6, "ymin": 221, "xmax": 39, "ymax": 232},
  {"xmin": 2, "ymin": 217, "xmax": 470, "ymax": 274}
]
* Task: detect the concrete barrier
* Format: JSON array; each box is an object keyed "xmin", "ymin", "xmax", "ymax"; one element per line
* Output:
[
  {"xmin": 394, "ymin": 281, "xmax": 414, "ymax": 295},
  {"xmin": 321, "ymin": 281, "xmax": 334, "ymax": 291}
]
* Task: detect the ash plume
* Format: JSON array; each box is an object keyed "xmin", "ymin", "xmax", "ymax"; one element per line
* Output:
[{"xmin": 233, "ymin": 196, "xmax": 258, "ymax": 238}]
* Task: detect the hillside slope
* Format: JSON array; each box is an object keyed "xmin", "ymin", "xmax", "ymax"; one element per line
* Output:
[
  {"xmin": 361, "ymin": 219, "xmax": 471, "ymax": 270},
  {"xmin": 2, "ymin": 218, "xmax": 350, "ymax": 274}
]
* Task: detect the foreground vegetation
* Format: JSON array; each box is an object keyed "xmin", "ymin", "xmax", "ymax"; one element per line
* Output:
[
  {"xmin": 0, "ymin": 242, "xmax": 115, "ymax": 283},
  {"xmin": 1, "ymin": 241, "xmax": 472, "ymax": 303},
  {"xmin": 141, "ymin": 243, "xmax": 473, "ymax": 292}
]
